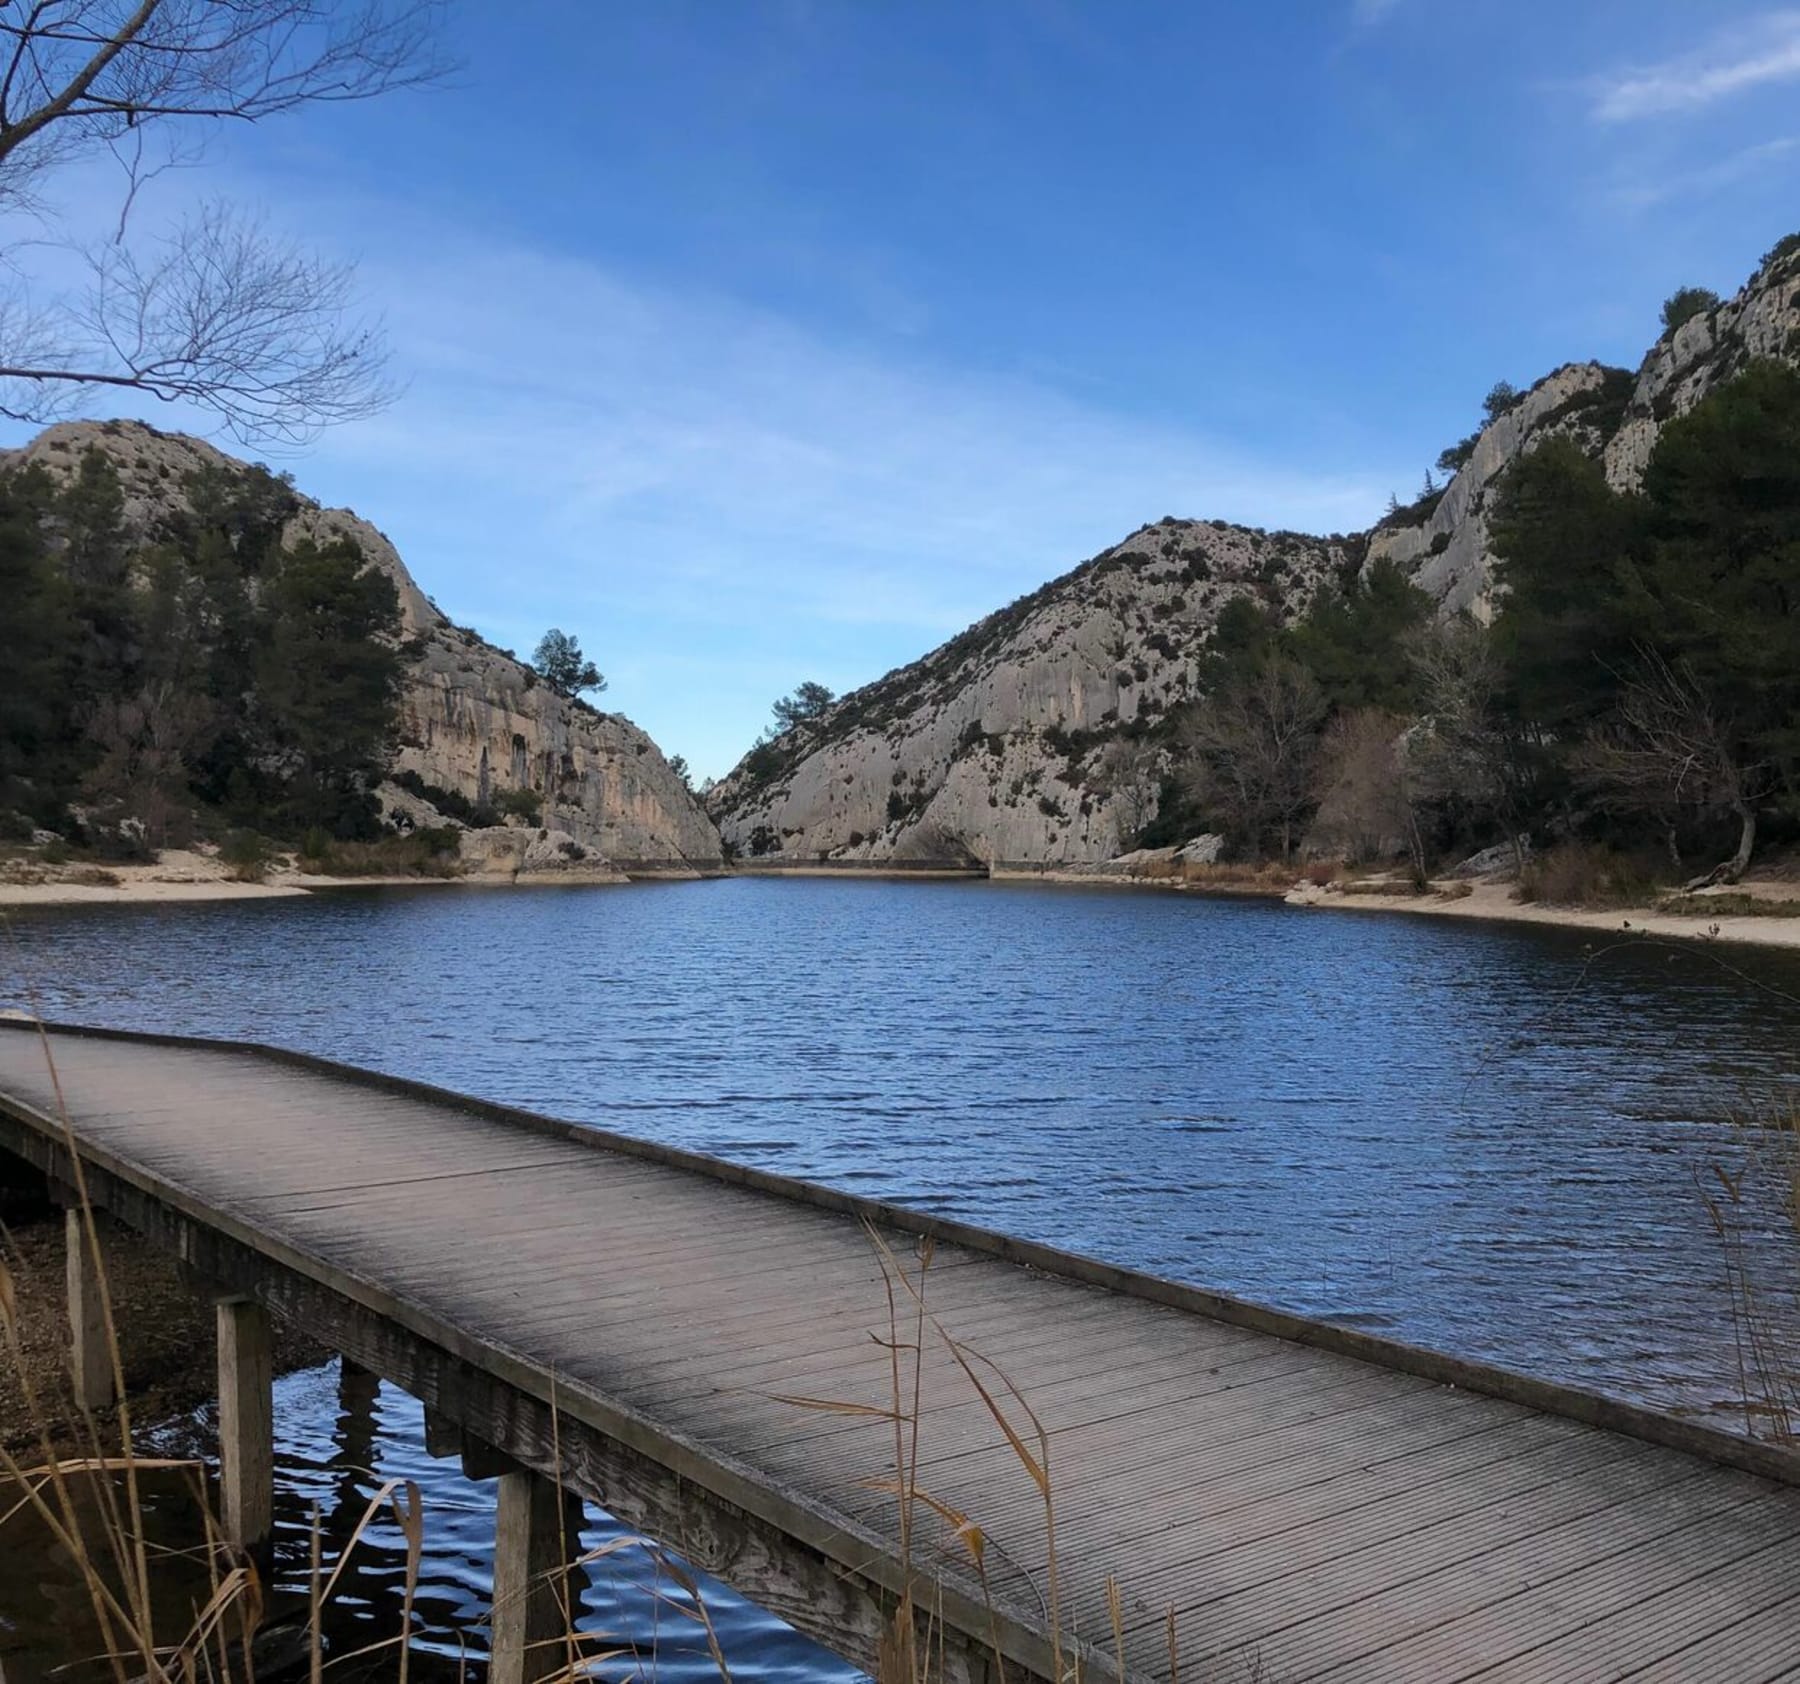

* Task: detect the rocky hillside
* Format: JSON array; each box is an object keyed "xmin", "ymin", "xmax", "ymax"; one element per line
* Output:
[
  {"xmin": 711, "ymin": 235, "xmax": 1800, "ymax": 864},
  {"xmin": 708, "ymin": 522, "xmax": 1361, "ymax": 863},
  {"xmin": 1372, "ymin": 234, "xmax": 1800, "ymax": 616},
  {"xmin": 3, "ymin": 421, "xmax": 724, "ymax": 871}
]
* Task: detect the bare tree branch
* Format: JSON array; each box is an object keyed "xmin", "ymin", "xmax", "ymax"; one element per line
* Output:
[
  {"xmin": 0, "ymin": 201, "xmax": 393, "ymax": 443},
  {"xmin": 0, "ymin": 1, "xmax": 444, "ymax": 443},
  {"xmin": 1177, "ymin": 657, "xmax": 1326, "ymax": 861},
  {"xmin": 1574, "ymin": 648, "xmax": 1765, "ymax": 887},
  {"xmin": 0, "ymin": 2, "xmax": 447, "ymax": 176}
]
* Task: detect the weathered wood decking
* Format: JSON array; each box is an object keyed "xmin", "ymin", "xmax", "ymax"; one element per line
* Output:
[{"xmin": 2, "ymin": 1019, "xmax": 1799, "ymax": 1681}]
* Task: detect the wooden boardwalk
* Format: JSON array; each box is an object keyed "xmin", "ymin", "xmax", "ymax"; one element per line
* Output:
[{"xmin": 3, "ymin": 1020, "xmax": 1799, "ymax": 1682}]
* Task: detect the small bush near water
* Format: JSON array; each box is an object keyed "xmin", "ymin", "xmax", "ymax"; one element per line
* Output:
[
  {"xmin": 1660, "ymin": 892, "xmax": 1800, "ymax": 919},
  {"xmin": 219, "ymin": 829, "xmax": 274, "ymax": 882},
  {"xmin": 299, "ymin": 825, "xmax": 463, "ymax": 878},
  {"xmin": 1515, "ymin": 843, "xmax": 1664, "ymax": 908}
]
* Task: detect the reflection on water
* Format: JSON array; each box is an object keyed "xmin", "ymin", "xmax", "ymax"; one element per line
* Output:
[
  {"xmin": 3, "ymin": 877, "xmax": 1800, "ymax": 1674},
  {"xmin": 0, "ymin": 1358, "xmax": 848, "ymax": 1684}
]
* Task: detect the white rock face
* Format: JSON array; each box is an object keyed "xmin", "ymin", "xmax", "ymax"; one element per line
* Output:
[
  {"xmin": 1370, "ymin": 240, "xmax": 1800, "ymax": 617},
  {"xmin": 1604, "ymin": 250, "xmax": 1800, "ymax": 491},
  {"xmin": 1365, "ymin": 362, "xmax": 1630, "ymax": 619},
  {"xmin": 3, "ymin": 420, "xmax": 723, "ymax": 869},
  {"xmin": 709, "ymin": 520, "xmax": 1356, "ymax": 862}
]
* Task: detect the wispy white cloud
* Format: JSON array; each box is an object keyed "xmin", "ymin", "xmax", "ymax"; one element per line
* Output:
[
  {"xmin": 1351, "ymin": 0, "xmax": 1403, "ymax": 24},
  {"xmin": 1609, "ymin": 133, "xmax": 1800, "ymax": 208},
  {"xmin": 1590, "ymin": 9, "xmax": 1800, "ymax": 121}
]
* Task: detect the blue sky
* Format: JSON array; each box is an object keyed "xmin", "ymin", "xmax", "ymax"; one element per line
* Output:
[{"xmin": 6, "ymin": 2, "xmax": 1799, "ymax": 778}]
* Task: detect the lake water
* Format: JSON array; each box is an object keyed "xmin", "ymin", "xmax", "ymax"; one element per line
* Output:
[{"xmin": 4, "ymin": 877, "xmax": 1799, "ymax": 1677}]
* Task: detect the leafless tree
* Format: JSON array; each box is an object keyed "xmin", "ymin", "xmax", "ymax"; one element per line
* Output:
[
  {"xmin": 1177, "ymin": 657, "xmax": 1326, "ymax": 861},
  {"xmin": 1406, "ymin": 616, "xmax": 1537, "ymax": 874},
  {"xmin": 0, "ymin": 1, "xmax": 446, "ymax": 444},
  {"xmin": 1309, "ymin": 707, "xmax": 1426, "ymax": 876},
  {"xmin": 84, "ymin": 678, "xmax": 213, "ymax": 846},
  {"xmin": 1090, "ymin": 736, "xmax": 1160, "ymax": 847},
  {"xmin": 1573, "ymin": 649, "xmax": 1764, "ymax": 887}
]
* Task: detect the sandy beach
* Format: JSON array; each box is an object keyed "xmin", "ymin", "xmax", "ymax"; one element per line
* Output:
[
  {"xmin": 0, "ymin": 848, "xmax": 430, "ymax": 907},
  {"xmin": 1286, "ymin": 876, "xmax": 1800, "ymax": 952}
]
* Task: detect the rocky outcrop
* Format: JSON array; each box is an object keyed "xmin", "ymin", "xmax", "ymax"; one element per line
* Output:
[
  {"xmin": 1364, "ymin": 362, "xmax": 1634, "ymax": 619},
  {"xmin": 1603, "ymin": 242, "xmax": 1800, "ymax": 490},
  {"xmin": 712, "ymin": 235, "xmax": 1800, "ymax": 866},
  {"xmin": 708, "ymin": 521, "xmax": 1358, "ymax": 862},
  {"xmin": 2, "ymin": 420, "xmax": 724, "ymax": 871},
  {"xmin": 458, "ymin": 826, "xmax": 630, "ymax": 884},
  {"xmin": 1370, "ymin": 235, "xmax": 1800, "ymax": 616}
]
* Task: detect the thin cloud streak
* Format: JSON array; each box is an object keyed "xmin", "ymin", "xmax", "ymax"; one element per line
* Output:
[
  {"xmin": 1609, "ymin": 134, "xmax": 1800, "ymax": 208},
  {"xmin": 1590, "ymin": 10, "xmax": 1800, "ymax": 120}
]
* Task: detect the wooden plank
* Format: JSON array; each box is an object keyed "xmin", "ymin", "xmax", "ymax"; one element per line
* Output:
[
  {"xmin": 1473, "ymin": 1533, "xmax": 1800, "ymax": 1681},
  {"xmin": 1623, "ymin": 1592, "xmax": 1800, "ymax": 1682},
  {"xmin": 1251, "ymin": 1473, "xmax": 1783, "ymax": 1682}
]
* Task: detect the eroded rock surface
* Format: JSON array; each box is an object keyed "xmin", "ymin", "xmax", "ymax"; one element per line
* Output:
[{"xmin": 708, "ymin": 521, "xmax": 1358, "ymax": 863}]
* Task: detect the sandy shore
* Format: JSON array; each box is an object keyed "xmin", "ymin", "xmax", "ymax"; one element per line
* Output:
[
  {"xmin": 0, "ymin": 848, "xmax": 647, "ymax": 907},
  {"xmin": 0, "ymin": 851, "xmax": 414, "ymax": 907},
  {"xmin": 1287, "ymin": 877, "xmax": 1800, "ymax": 952}
]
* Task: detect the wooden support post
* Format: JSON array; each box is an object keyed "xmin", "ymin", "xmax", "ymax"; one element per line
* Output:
[
  {"xmin": 64, "ymin": 1207, "xmax": 114, "ymax": 1411},
  {"xmin": 490, "ymin": 1467, "xmax": 583, "ymax": 1684},
  {"xmin": 216, "ymin": 1296, "xmax": 274, "ymax": 1560}
]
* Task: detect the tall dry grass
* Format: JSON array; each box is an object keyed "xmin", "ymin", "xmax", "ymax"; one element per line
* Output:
[
  {"xmin": 1702, "ymin": 1105, "xmax": 1800, "ymax": 1442},
  {"xmin": 773, "ymin": 1223, "xmax": 1200, "ymax": 1684},
  {"xmin": 0, "ymin": 1023, "xmax": 735, "ymax": 1684},
  {"xmin": 1, "ymin": 1017, "xmax": 1205, "ymax": 1684}
]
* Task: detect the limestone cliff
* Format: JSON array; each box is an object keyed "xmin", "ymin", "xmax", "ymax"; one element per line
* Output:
[
  {"xmin": 708, "ymin": 521, "xmax": 1358, "ymax": 863},
  {"xmin": 711, "ymin": 235, "xmax": 1800, "ymax": 864},
  {"xmin": 3, "ymin": 420, "xmax": 724, "ymax": 870},
  {"xmin": 1363, "ymin": 361, "xmax": 1634, "ymax": 618},
  {"xmin": 1369, "ymin": 235, "xmax": 1800, "ymax": 616}
]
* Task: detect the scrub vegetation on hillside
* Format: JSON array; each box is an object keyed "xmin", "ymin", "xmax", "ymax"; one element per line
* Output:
[
  {"xmin": 1159, "ymin": 357, "xmax": 1800, "ymax": 894},
  {"xmin": 0, "ymin": 448, "xmax": 406, "ymax": 854}
]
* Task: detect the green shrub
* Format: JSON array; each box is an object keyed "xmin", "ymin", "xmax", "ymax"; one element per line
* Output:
[
  {"xmin": 219, "ymin": 830, "xmax": 273, "ymax": 883},
  {"xmin": 493, "ymin": 786, "xmax": 543, "ymax": 822},
  {"xmin": 1763, "ymin": 231, "xmax": 1800, "ymax": 269},
  {"xmin": 1660, "ymin": 287, "xmax": 1720, "ymax": 336},
  {"xmin": 390, "ymin": 769, "xmax": 497, "ymax": 827},
  {"xmin": 302, "ymin": 825, "xmax": 462, "ymax": 878},
  {"xmin": 1482, "ymin": 380, "xmax": 1523, "ymax": 422},
  {"xmin": 1659, "ymin": 892, "xmax": 1800, "ymax": 919},
  {"xmin": 1436, "ymin": 434, "xmax": 1479, "ymax": 475}
]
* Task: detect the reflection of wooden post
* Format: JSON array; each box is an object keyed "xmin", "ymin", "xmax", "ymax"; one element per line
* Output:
[
  {"xmin": 491, "ymin": 1467, "xmax": 582, "ymax": 1684},
  {"xmin": 217, "ymin": 1297, "xmax": 274, "ymax": 1559},
  {"xmin": 65, "ymin": 1208, "xmax": 115, "ymax": 1411}
]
